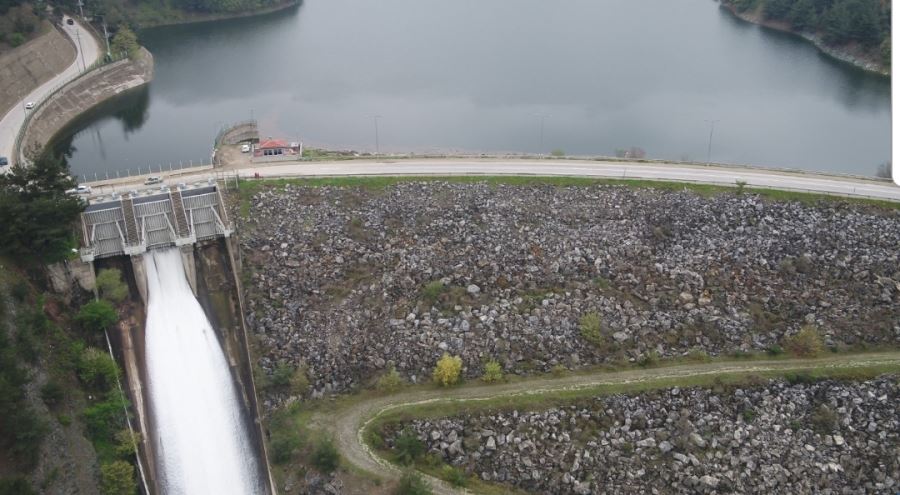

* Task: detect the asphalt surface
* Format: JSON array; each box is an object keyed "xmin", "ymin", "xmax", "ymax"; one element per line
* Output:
[
  {"xmin": 0, "ymin": 17, "xmax": 101, "ymax": 165},
  {"xmin": 88, "ymin": 159, "xmax": 900, "ymax": 202},
  {"xmin": 314, "ymin": 353, "xmax": 900, "ymax": 495}
]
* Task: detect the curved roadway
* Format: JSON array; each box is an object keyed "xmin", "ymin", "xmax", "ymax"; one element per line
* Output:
[
  {"xmin": 0, "ymin": 17, "xmax": 101, "ymax": 166},
  {"xmin": 316, "ymin": 352, "xmax": 900, "ymax": 495}
]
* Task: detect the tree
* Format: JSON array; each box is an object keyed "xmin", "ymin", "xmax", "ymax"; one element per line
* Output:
[
  {"xmin": 96, "ymin": 268, "xmax": 129, "ymax": 303},
  {"xmin": 393, "ymin": 428, "xmax": 424, "ymax": 465},
  {"xmin": 311, "ymin": 436, "xmax": 340, "ymax": 473},
  {"xmin": 100, "ymin": 460, "xmax": 136, "ymax": 495},
  {"xmin": 110, "ymin": 26, "xmax": 138, "ymax": 59},
  {"xmin": 75, "ymin": 300, "xmax": 118, "ymax": 333},
  {"xmin": 782, "ymin": 325, "xmax": 825, "ymax": 357},
  {"xmin": 579, "ymin": 312, "xmax": 603, "ymax": 346},
  {"xmin": 0, "ymin": 148, "xmax": 84, "ymax": 263},
  {"xmin": 394, "ymin": 471, "xmax": 432, "ymax": 495},
  {"xmin": 376, "ymin": 365, "xmax": 405, "ymax": 392},
  {"xmin": 432, "ymin": 353, "xmax": 462, "ymax": 387},
  {"xmin": 788, "ymin": 0, "xmax": 817, "ymax": 30},
  {"xmin": 78, "ymin": 347, "xmax": 119, "ymax": 391},
  {"xmin": 481, "ymin": 360, "xmax": 503, "ymax": 383}
]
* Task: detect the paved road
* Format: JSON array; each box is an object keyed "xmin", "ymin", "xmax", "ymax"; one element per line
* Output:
[
  {"xmin": 313, "ymin": 353, "xmax": 900, "ymax": 495},
  {"xmin": 0, "ymin": 17, "xmax": 101, "ymax": 165},
  {"xmin": 90, "ymin": 159, "xmax": 900, "ymax": 202}
]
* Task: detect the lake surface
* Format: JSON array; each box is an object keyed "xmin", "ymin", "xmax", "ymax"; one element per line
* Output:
[{"xmin": 56, "ymin": 0, "xmax": 891, "ymax": 178}]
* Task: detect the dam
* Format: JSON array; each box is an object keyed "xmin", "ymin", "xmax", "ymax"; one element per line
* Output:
[{"xmin": 77, "ymin": 182, "xmax": 272, "ymax": 494}]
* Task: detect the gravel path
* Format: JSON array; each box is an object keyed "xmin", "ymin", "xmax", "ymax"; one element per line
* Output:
[{"xmin": 314, "ymin": 352, "xmax": 900, "ymax": 495}]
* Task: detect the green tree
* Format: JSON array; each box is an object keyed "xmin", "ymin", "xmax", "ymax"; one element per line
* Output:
[
  {"xmin": 0, "ymin": 148, "xmax": 84, "ymax": 263},
  {"xmin": 579, "ymin": 312, "xmax": 604, "ymax": 346},
  {"xmin": 481, "ymin": 360, "xmax": 503, "ymax": 383},
  {"xmin": 783, "ymin": 325, "xmax": 825, "ymax": 357},
  {"xmin": 432, "ymin": 353, "xmax": 462, "ymax": 387},
  {"xmin": 311, "ymin": 436, "xmax": 340, "ymax": 473},
  {"xmin": 394, "ymin": 471, "xmax": 432, "ymax": 495},
  {"xmin": 96, "ymin": 268, "xmax": 129, "ymax": 303},
  {"xmin": 110, "ymin": 26, "xmax": 139, "ymax": 59},
  {"xmin": 788, "ymin": 0, "xmax": 817, "ymax": 30},
  {"xmin": 376, "ymin": 365, "xmax": 405, "ymax": 392},
  {"xmin": 394, "ymin": 428, "xmax": 424, "ymax": 465},
  {"xmin": 78, "ymin": 347, "xmax": 119, "ymax": 392},
  {"xmin": 75, "ymin": 300, "xmax": 118, "ymax": 333},
  {"xmin": 100, "ymin": 460, "xmax": 136, "ymax": 495}
]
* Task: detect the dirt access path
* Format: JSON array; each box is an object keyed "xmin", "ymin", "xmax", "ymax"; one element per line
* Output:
[{"xmin": 312, "ymin": 352, "xmax": 900, "ymax": 495}]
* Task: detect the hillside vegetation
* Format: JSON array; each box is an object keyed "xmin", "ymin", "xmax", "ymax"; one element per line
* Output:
[{"xmin": 725, "ymin": 0, "xmax": 891, "ymax": 68}]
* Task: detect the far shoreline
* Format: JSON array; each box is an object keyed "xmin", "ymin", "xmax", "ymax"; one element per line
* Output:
[{"xmin": 131, "ymin": 0, "xmax": 301, "ymax": 30}]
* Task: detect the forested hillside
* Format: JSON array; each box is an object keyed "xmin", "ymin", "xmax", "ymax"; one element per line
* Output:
[{"xmin": 724, "ymin": 0, "xmax": 891, "ymax": 68}]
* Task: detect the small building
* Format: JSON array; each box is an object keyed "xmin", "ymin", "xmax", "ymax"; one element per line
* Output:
[{"xmin": 252, "ymin": 138, "xmax": 302, "ymax": 162}]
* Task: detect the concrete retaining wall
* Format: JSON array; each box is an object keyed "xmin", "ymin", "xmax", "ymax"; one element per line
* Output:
[{"xmin": 18, "ymin": 47, "xmax": 154, "ymax": 160}]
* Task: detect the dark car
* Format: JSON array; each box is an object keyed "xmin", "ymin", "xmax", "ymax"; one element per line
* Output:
[
  {"xmin": 66, "ymin": 18, "xmax": 74, "ymax": 25},
  {"xmin": 0, "ymin": 157, "xmax": 8, "ymax": 166}
]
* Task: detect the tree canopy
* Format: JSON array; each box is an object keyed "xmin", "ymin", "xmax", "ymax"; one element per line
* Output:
[{"xmin": 0, "ymin": 149, "xmax": 85, "ymax": 264}]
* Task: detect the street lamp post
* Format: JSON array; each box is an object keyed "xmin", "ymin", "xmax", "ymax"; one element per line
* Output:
[
  {"xmin": 372, "ymin": 115, "xmax": 382, "ymax": 155},
  {"xmin": 534, "ymin": 113, "xmax": 550, "ymax": 156},
  {"xmin": 705, "ymin": 119, "xmax": 719, "ymax": 165},
  {"xmin": 75, "ymin": 28, "xmax": 86, "ymax": 71}
]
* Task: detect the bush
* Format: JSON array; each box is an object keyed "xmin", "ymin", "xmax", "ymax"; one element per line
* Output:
[
  {"xmin": 40, "ymin": 380, "xmax": 65, "ymax": 408},
  {"xmin": 394, "ymin": 428, "xmax": 424, "ymax": 465},
  {"xmin": 432, "ymin": 353, "xmax": 462, "ymax": 387},
  {"xmin": 441, "ymin": 465, "xmax": 468, "ymax": 487},
  {"xmin": 376, "ymin": 365, "xmax": 405, "ymax": 392},
  {"xmin": 579, "ymin": 312, "xmax": 603, "ymax": 346},
  {"xmin": 75, "ymin": 300, "xmax": 118, "ymax": 333},
  {"xmin": 110, "ymin": 26, "xmax": 139, "ymax": 59},
  {"xmin": 84, "ymin": 390, "xmax": 128, "ymax": 440},
  {"xmin": 96, "ymin": 269, "xmax": 129, "ymax": 303},
  {"xmin": 311, "ymin": 436, "xmax": 340, "ymax": 473},
  {"xmin": 550, "ymin": 148, "xmax": 565, "ymax": 157},
  {"xmin": 481, "ymin": 360, "xmax": 503, "ymax": 383},
  {"xmin": 0, "ymin": 477, "xmax": 36, "ymax": 495},
  {"xmin": 811, "ymin": 404, "xmax": 838, "ymax": 433},
  {"xmin": 783, "ymin": 325, "xmax": 825, "ymax": 357},
  {"xmin": 78, "ymin": 347, "xmax": 119, "ymax": 392},
  {"xmin": 9, "ymin": 33, "xmax": 25, "ymax": 47},
  {"xmin": 114, "ymin": 429, "xmax": 140, "ymax": 458},
  {"xmin": 638, "ymin": 350, "xmax": 660, "ymax": 367},
  {"xmin": 100, "ymin": 460, "xmax": 136, "ymax": 495},
  {"xmin": 270, "ymin": 434, "xmax": 300, "ymax": 465},
  {"xmin": 394, "ymin": 471, "xmax": 431, "ymax": 495},
  {"xmin": 421, "ymin": 281, "xmax": 445, "ymax": 305}
]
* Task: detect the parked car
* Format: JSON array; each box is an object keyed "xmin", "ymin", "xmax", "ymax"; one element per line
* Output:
[
  {"xmin": 66, "ymin": 18, "xmax": 74, "ymax": 25},
  {"xmin": 66, "ymin": 185, "xmax": 91, "ymax": 195},
  {"xmin": 24, "ymin": 101, "xmax": 35, "ymax": 110},
  {"xmin": 241, "ymin": 144, "xmax": 251, "ymax": 153},
  {"xmin": 0, "ymin": 157, "xmax": 8, "ymax": 166},
  {"xmin": 144, "ymin": 176, "xmax": 162, "ymax": 185}
]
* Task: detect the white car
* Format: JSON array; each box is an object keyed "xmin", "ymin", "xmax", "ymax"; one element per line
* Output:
[
  {"xmin": 66, "ymin": 185, "xmax": 91, "ymax": 195},
  {"xmin": 240, "ymin": 144, "xmax": 251, "ymax": 153},
  {"xmin": 24, "ymin": 101, "xmax": 35, "ymax": 110}
]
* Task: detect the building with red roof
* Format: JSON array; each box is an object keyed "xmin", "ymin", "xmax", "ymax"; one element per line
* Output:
[{"xmin": 252, "ymin": 137, "xmax": 302, "ymax": 162}]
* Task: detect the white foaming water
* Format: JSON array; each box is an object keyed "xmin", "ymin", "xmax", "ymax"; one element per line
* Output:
[{"xmin": 144, "ymin": 248, "xmax": 261, "ymax": 494}]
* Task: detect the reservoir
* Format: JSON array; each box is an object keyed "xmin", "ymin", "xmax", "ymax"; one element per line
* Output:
[{"xmin": 56, "ymin": 0, "xmax": 891, "ymax": 177}]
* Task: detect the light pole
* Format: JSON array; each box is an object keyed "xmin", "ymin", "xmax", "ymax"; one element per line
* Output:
[
  {"xmin": 534, "ymin": 113, "xmax": 550, "ymax": 156},
  {"xmin": 371, "ymin": 115, "xmax": 382, "ymax": 155},
  {"xmin": 705, "ymin": 119, "xmax": 719, "ymax": 165},
  {"xmin": 102, "ymin": 20, "xmax": 111, "ymax": 59},
  {"xmin": 77, "ymin": 0, "xmax": 85, "ymax": 20},
  {"xmin": 75, "ymin": 28, "xmax": 86, "ymax": 71}
]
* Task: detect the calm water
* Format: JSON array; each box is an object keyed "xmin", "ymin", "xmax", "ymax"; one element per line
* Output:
[{"xmin": 56, "ymin": 0, "xmax": 891, "ymax": 177}]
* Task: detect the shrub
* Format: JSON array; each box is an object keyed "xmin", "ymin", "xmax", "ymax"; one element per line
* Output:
[
  {"xmin": 75, "ymin": 300, "xmax": 118, "ymax": 333},
  {"xmin": 376, "ymin": 365, "xmax": 405, "ymax": 392},
  {"xmin": 550, "ymin": 148, "xmax": 565, "ymax": 157},
  {"xmin": 270, "ymin": 434, "xmax": 300, "ymax": 465},
  {"xmin": 735, "ymin": 179, "xmax": 748, "ymax": 194},
  {"xmin": 811, "ymin": 404, "xmax": 838, "ymax": 434},
  {"xmin": 394, "ymin": 428, "xmax": 424, "ymax": 465},
  {"xmin": 394, "ymin": 471, "xmax": 431, "ymax": 495},
  {"xmin": 96, "ymin": 269, "xmax": 129, "ymax": 303},
  {"xmin": 269, "ymin": 362, "xmax": 309, "ymax": 394},
  {"xmin": 579, "ymin": 312, "xmax": 603, "ymax": 346},
  {"xmin": 289, "ymin": 367, "xmax": 310, "ymax": 395},
  {"xmin": 9, "ymin": 33, "xmax": 25, "ymax": 47},
  {"xmin": 783, "ymin": 325, "xmax": 825, "ymax": 357},
  {"xmin": 40, "ymin": 380, "xmax": 65, "ymax": 408},
  {"xmin": 110, "ymin": 26, "xmax": 139, "ymax": 59},
  {"xmin": 78, "ymin": 348, "xmax": 119, "ymax": 392},
  {"xmin": 481, "ymin": 360, "xmax": 503, "ymax": 383},
  {"xmin": 432, "ymin": 353, "xmax": 462, "ymax": 387},
  {"xmin": 311, "ymin": 436, "xmax": 340, "ymax": 473},
  {"xmin": 114, "ymin": 429, "xmax": 140, "ymax": 458},
  {"xmin": 766, "ymin": 344, "xmax": 784, "ymax": 356},
  {"xmin": 84, "ymin": 390, "xmax": 128, "ymax": 440},
  {"xmin": 421, "ymin": 281, "xmax": 445, "ymax": 305},
  {"xmin": 441, "ymin": 465, "xmax": 468, "ymax": 487},
  {"xmin": 551, "ymin": 364, "xmax": 568, "ymax": 377},
  {"xmin": 638, "ymin": 350, "xmax": 660, "ymax": 367},
  {"xmin": 100, "ymin": 460, "xmax": 136, "ymax": 495},
  {"xmin": 0, "ymin": 477, "xmax": 36, "ymax": 495}
]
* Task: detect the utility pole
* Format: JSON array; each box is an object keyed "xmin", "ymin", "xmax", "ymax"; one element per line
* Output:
[
  {"xmin": 534, "ymin": 113, "xmax": 550, "ymax": 156},
  {"xmin": 372, "ymin": 115, "xmax": 382, "ymax": 155},
  {"xmin": 102, "ymin": 20, "xmax": 111, "ymax": 59},
  {"xmin": 77, "ymin": 0, "xmax": 85, "ymax": 20},
  {"xmin": 705, "ymin": 119, "xmax": 719, "ymax": 165}
]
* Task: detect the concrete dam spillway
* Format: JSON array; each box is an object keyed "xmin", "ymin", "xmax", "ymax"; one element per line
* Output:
[{"xmin": 144, "ymin": 248, "xmax": 263, "ymax": 494}]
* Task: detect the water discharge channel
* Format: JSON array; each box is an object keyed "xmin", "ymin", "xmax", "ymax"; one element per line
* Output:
[{"xmin": 144, "ymin": 248, "xmax": 264, "ymax": 494}]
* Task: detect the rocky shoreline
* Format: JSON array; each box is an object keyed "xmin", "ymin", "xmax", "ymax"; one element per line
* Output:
[
  {"xmin": 385, "ymin": 375, "xmax": 899, "ymax": 494},
  {"xmin": 719, "ymin": 2, "xmax": 889, "ymax": 77},
  {"xmin": 239, "ymin": 182, "xmax": 900, "ymax": 406}
]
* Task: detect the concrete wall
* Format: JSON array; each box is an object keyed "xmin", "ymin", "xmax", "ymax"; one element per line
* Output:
[
  {"xmin": 46, "ymin": 258, "xmax": 97, "ymax": 300},
  {"xmin": 0, "ymin": 23, "xmax": 75, "ymax": 117},
  {"xmin": 18, "ymin": 47, "xmax": 154, "ymax": 161},
  {"xmin": 217, "ymin": 121, "xmax": 259, "ymax": 146}
]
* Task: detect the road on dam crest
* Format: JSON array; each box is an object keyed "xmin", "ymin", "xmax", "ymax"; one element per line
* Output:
[{"xmin": 0, "ymin": 18, "xmax": 101, "ymax": 164}]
